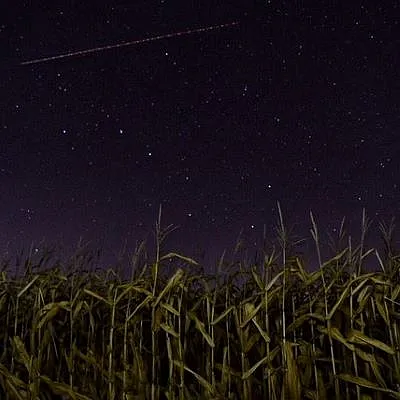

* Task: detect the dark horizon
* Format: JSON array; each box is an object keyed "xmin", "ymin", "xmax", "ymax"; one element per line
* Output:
[{"xmin": 1, "ymin": 203, "xmax": 398, "ymax": 278}]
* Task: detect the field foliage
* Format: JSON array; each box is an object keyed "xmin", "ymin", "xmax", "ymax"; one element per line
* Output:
[{"xmin": 0, "ymin": 205, "xmax": 400, "ymax": 399}]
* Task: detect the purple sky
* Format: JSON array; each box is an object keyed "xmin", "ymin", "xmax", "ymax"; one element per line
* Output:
[{"xmin": 1, "ymin": 1, "xmax": 399, "ymax": 272}]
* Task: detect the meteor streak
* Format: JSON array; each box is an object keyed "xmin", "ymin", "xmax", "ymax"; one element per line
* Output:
[{"xmin": 21, "ymin": 21, "xmax": 239, "ymax": 66}]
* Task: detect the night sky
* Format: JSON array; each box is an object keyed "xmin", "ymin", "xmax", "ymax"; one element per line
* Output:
[{"xmin": 1, "ymin": 1, "xmax": 399, "ymax": 271}]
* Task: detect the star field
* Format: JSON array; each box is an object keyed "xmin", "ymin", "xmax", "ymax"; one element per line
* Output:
[{"xmin": 1, "ymin": 1, "xmax": 399, "ymax": 271}]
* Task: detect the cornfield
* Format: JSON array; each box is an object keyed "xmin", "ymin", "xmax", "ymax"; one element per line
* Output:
[{"xmin": 1, "ymin": 204, "xmax": 400, "ymax": 399}]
